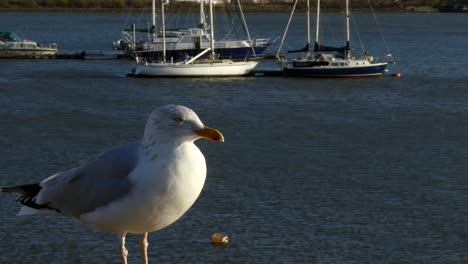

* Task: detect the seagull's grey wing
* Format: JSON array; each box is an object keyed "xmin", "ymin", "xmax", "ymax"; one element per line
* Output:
[{"xmin": 36, "ymin": 142, "xmax": 142, "ymax": 217}]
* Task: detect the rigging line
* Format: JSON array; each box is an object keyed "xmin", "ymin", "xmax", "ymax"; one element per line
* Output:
[
  {"xmin": 133, "ymin": 5, "xmax": 151, "ymax": 28},
  {"xmin": 214, "ymin": 1, "xmax": 225, "ymax": 40},
  {"xmin": 233, "ymin": 0, "xmax": 247, "ymax": 39},
  {"xmin": 134, "ymin": 4, "xmax": 147, "ymax": 27},
  {"xmin": 350, "ymin": 14, "xmax": 365, "ymax": 54},
  {"xmin": 224, "ymin": 0, "xmax": 240, "ymax": 40},
  {"xmin": 183, "ymin": 3, "xmax": 193, "ymax": 28},
  {"xmin": 318, "ymin": 9, "xmax": 339, "ymax": 48},
  {"xmin": 367, "ymin": 0, "xmax": 392, "ymax": 57},
  {"xmin": 168, "ymin": 2, "xmax": 185, "ymax": 30},
  {"xmin": 221, "ymin": 0, "xmax": 235, "ymax": 40},
  {"xmin": 222, "ymin": 0, "xmax": 242, "ymax": 41},
  {"xmin": 236, "ymin": 0, "xmax": 255, "ymax": 55},
  {"xmin": 138, "ymin": 6, "xmax": 149, "ymax": 29},
  {"xmin": 123, "ymin": 3, "xmax": 134, "ymax": 28},
  {"xmin": 169, "ymin": 2, "xmax": 182, "ymax": 30},
  {"xmin": 276, "ymin": 0, "xmax": 299, "ymax": 59},
  {"xmin": 188, "ymin": 2, "xmax": 200, "ymax": 28}
]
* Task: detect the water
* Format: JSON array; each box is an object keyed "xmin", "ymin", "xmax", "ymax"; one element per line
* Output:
[{"xmin": 1, "ymin": 12, "xmax": 468, "ymax": 264}]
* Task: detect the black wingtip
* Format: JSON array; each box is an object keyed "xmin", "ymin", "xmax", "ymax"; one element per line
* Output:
[
  {"xmin": 3, "ymin": 183, "xmax": 60, "ymax": 213},
  {"xmin": 1, "ymin": 183, "xmax": 41, "ymax": 196}
]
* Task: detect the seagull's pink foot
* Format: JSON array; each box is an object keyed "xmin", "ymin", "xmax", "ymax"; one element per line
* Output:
[
  {"xmin": 118, "ymin": 233, "xmax": 129, "ymax": 264},
  {"xmin": 140, "ymin": 232, "xmax": 149, "ymax": 264},
  {"xmin": 121, "ymin": 246, "xmax": 128, "ymax": 264}
]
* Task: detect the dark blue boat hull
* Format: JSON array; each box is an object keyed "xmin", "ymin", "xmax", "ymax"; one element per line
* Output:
[{"xmin": 283, "ymin": 64, "xmax": 388, "ymax": 77}]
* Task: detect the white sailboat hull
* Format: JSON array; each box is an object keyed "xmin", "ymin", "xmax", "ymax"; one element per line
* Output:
[{"xmin": 134, "ymin": 60, "xmax": 258, "ymax": 77}]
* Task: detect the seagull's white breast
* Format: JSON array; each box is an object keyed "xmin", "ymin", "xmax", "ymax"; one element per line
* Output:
[{"xmin": 80, "ymin": 142, "xmax": 207, "ymax": 234}]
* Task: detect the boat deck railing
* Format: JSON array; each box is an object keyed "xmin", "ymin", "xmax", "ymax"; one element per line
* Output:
[
  {"xmin": 254, "ymin": 38, "xmax": 271, "ymax": 47},
  {"xmin": 141, "ymin": 41, "xmax": 250, "ymax": 51},
  {"xmin": 38, "ymin": 42, "xmax": 58, "ymax": 50}
]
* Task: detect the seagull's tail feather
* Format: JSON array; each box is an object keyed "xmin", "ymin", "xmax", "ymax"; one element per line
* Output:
[
  {"xmin": 2, "ymin": 183, "xmax": 60, "ymax": 215},
  {"xmin": 1, "ymin": 183, "xmax": 41, "ymax": 195}
]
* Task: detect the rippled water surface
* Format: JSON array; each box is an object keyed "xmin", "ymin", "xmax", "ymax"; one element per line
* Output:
[{"xmin": 0, "ymin": 12, "xmax": 467, "ymax": 264}]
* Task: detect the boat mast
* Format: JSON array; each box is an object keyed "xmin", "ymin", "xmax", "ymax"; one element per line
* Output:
[
  {"xmin": 162, "ymin": 0, "xmax": 169, "ymax": 63},
  {"xmin": 209, "ymin": 0, "xmax": 215, "ymax": 58},
  {"xmin": 314, "ymin": 0, "xmax": 320, "ymax": 53},
  {"xmin": 306, "ymin": 0, "xmax": 311, "ymax": 59},
  {"xmin": 152, "ymin": 0, "xmax": 156, "ymax": 41},
  {"xmin": 275, "ymin": 0, "xmax": 298, "ymax": 59},
  {"xmin": 345, "ymin": 0, "xmax": 351, "ymax": 58},
  {"xmin": 236, "ymin": 0, "xmax": 256, "ymax": 56},
  {"xmin": 200, "ymin": 0, "xmax": 205, "ymax": 33}
]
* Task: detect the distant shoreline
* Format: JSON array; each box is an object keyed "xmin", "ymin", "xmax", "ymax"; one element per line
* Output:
[{"xmin": 0, "ymin": 6, "xmax": 445, "ymax": 13}]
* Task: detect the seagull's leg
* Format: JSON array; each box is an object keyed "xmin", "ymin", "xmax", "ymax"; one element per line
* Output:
[
  {"xmin": 117, "ymin": 232, "xmax": 129, "ymax": 264},
  {"xmin": 140, "ymin": 232, "xmax": 149, "ymax": 264}
]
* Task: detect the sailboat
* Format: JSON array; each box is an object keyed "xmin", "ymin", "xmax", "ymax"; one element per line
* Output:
[
  {"xmin": 115, "ymin": 0, "xmax": 272, "ymax": 60},
  {"xmin": 133, "ymin": 0, "xmax": 258, "ymax": 77},
  {"xmin": 280, "ymin": 0, "xmax": 388, "ymax": 77}
]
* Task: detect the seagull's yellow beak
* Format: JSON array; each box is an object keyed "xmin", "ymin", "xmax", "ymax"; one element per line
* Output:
[{"xmin": 194, "ymin": 126, "xmax": 224, "ymax": 142}]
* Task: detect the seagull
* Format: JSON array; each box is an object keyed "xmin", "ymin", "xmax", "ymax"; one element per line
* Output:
[{"xmin": 1, "ymin": 104, "xmax": 224, "ymax": 264}]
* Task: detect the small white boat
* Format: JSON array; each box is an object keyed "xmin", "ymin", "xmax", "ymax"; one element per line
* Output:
[
  {"xmin": 0, "ymin": 31, "xmax": 58, "ymax": 59},
  {"xmin": 133, "ymin": 0, "xmax": 258, "ymax": 78}
]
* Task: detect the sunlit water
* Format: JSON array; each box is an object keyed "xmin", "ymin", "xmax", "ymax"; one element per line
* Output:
[{"xmin": 0, "ymin": 12, "xmax": 467, "ymax": 264}]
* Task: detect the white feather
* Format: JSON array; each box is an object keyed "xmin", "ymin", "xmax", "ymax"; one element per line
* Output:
[{"xmin": 17, "ymin": 206, "xmax": 39, "ymax": 216}]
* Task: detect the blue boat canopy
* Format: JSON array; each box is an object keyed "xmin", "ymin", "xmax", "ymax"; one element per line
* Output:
[
  {"xmin": 288, "ymin": 42, "xmax": 351, "ymax": 53},
  {"xmin": 288, "ymin": 43, "xmax": 309, "ymax": 54},
  {"xmin": 0, "ymin": 31, "xmax": 22, "ymax": 42}
]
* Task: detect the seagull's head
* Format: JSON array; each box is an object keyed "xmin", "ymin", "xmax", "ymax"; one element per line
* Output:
[{"xmin": 144, "ymin": 104, "xmax": 224, "ymax": 144}]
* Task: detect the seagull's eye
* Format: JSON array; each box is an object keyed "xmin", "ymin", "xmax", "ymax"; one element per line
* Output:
[{"xmin": 175, "ymin": 117, "xmax": 184, "ymax": 123}]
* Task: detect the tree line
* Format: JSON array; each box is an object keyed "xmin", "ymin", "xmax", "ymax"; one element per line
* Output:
[{"xmin": 0, "ymin": 0, "xmax": 466, "ymax": 10}]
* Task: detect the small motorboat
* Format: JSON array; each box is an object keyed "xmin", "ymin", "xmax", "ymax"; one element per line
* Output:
[{"xmin": 0, "ymin": 31, "xmax": 58, "ymax": 59}]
